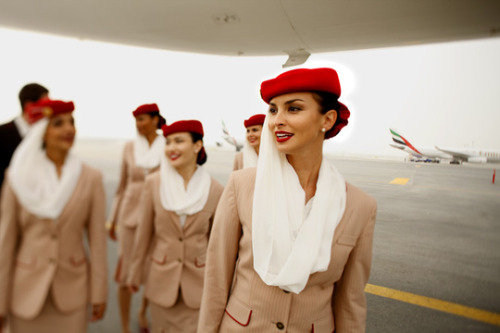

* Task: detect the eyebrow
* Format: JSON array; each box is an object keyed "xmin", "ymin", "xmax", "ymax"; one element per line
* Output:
[{"xmin": 269, "ymin": 98, "xmax": 304, "ymax": 107}]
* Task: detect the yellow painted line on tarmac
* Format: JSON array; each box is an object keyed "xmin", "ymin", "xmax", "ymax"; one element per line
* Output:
[
  {"xmin": 365, "ymin": 283, "xmax": 500, "ymax": 327},
  {"xmin": 389, "ymin": 177, "xmax": 410, "ymax": 185}
]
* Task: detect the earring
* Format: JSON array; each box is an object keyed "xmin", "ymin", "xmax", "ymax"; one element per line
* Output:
[{"xmin": 321, "ymin": 128, "xmax": 326, "ymax": 133}]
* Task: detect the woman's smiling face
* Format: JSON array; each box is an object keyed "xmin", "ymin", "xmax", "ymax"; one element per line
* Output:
[
  {"xmin": 267, "ymin": 91, "xmax": 336, "ymax": 156},
  {"xmin": 44, "ymin": 113, "xmax": 76, "ymax": 153},
  {"xmin": 164, "ymin": 132, "xmax": 201, "ymax": 170},
  {"xmin": 246, "ymin": 125, "xmax": 263, "ymax": 150}
]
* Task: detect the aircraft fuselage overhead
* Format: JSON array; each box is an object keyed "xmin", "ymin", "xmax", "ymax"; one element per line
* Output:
[{"xmin": 1, "ymin": 0, "xmax": 499, "ymax": 66}]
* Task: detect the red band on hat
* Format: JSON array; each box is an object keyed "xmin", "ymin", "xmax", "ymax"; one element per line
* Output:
[
  {"xmin": 260, "ymin": 68, "xmax": 341, "ymax": 103},
  {"xmin": 26, "ymin": 99, "xmax": 75, "ymax": 124},
  {"xmin": 244, "ymin": 114, "xmax": 266, "ymax": 128},
  {"xmin": 162, "ymin": 120, "xmax": 204, "ymax": 138},
  {"xmin": 133, "ymin": 103, "xmax": 160, "ymax": 117},
  {"xmin": 260, "ymin": 67, "xmax": 350, "ymax": 139}
]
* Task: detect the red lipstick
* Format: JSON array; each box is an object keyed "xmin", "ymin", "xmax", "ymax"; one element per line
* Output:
[{"xmin": 275, "ymin": 131, "xmax": 293, "ymax": 143}]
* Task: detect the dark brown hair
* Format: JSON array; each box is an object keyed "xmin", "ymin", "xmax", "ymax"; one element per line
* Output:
[
  {"xmin": 19, "ymin": 83, "xmax": 49, "ymax": 111},
  {"xmin": 189, "ymin": 132, "xmax": 207, "ymax": 165},
  {"xmin": 311, "ymin": 91, "xmax": 339, "ymax": 135}
]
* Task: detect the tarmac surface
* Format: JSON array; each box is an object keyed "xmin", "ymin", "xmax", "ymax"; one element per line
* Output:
[{"xmin": 74, "ymin": 141, "xmax": 500, "ymax": 333}]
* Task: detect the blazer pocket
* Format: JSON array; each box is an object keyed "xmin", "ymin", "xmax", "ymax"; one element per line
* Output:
[
  {"xmin": 336, "ymin": 234, "xmax": 358, "ymax": 247},
  {"xmin": 16, "ymin": 256, "xmax": 36, "ymax": 270},
  {"xmin": 224, "ymin": 296, "xmax": 252, "ymax": 327},
  {"xmin": 311, "ymin": 323, "xmax": 335, "ymax": 333},
  {"xmin": 150, "ymin": 251, "xmax": 166, "ymax": 265},
  {"xmin": 70, "ymin": 253, "xmax": 87, "ymax": 267},
  {"xmin": 194, "ymin": 254, "xmax": 206, "ymax": 268}
]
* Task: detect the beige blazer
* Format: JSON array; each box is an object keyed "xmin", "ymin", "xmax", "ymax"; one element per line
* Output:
[
  {"xmin": 198, "ymin": 168, "xmax": 377, "ymax": 333},
  {"xmin": 0, "ymin": 164, "xmax": 108, "ymax": 320},
  {"xmin": 232, "ymin": 152, "xmax": 243, "ymax": 171},
  {"xmin": 109, "ymin": 141, "xmax": 159, "ymax": 228},
  {"xmin": 128, "ymin": 172, "xmax": 224, "ymax": 309}
]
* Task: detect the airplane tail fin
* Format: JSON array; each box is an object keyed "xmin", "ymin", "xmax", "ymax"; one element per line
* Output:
[
  {"xmin": 389, "ymin": 128, "xmax": 422, "ymax": 155},
  {"xmin": 221, "ymin": 120, "xmax": 230, "ymax": 136},
  {"xmin": 221, "ymin": 120, "xmax": 243, "ymax": 151}
]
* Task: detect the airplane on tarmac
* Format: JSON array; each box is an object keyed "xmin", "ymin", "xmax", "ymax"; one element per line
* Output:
[
  {"xmin": 435, "ymin": 146, "xmax": 500, "ymax": 164},
  {"xmin": 389, "ymin": 129, "xmax": 449, "ymax": 163},
  {"xmin": 216, "ymin": 120, "xmax": 244, "ymax": 152},
  {"xmin": 390, "ymin": 128, "xmax": 500, "ymax": 164},
  {"xmin": 0, "ymin": 0, "xmax": 499, "ymax": 67}
]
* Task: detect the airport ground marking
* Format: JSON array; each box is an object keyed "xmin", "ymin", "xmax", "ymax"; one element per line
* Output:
[
  {"xmin": 389, "ymin": 177, "xmax": 410, "ymax": 185},
  {"xmin": 365, "ymin": 283, "xmax": 500, "ymax": 327}
]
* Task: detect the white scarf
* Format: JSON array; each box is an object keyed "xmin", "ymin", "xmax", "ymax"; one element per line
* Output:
[
  {"xmin": 133, "ymin": 134, "xmax": 165, "ymax": 170},
  {"xmin": 252, "ymin": 117, "xmax": 346, "ymax": 294},
  {"xmin": 14, "ymin": 115, "xmax": 30, "ymax": 138},
  {"xmin": 159, "ymin": 153, "xmax": 211, "ymax": 217},
  {"xmin": 8, "ymin": 118, "xmax": 82, "ymax": 220},
  {"xmin": 242, "ymin": 140, "xmax": 259, "ymax": 169}
]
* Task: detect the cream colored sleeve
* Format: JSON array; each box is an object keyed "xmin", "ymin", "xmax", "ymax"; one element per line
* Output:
[
  {"xmin": 87, "ymin": 171, "xmax": 109, "ymax": 305},
  {"xmin": 197, "ymin": 173, "xmax": 241, "ymax": 333},
  {"xmin": 332, "ymin": 201, "xmax": 377, "ymax": 333},
  {"xmin": 108, "ymin": 144, "xmax": 129, "ymax": 225},
  {"xmin": 127, "ymin": 175, "xmax": 155, "ymax": 287},
  {"xmin": 0, "ymin": 177, "xmax": 20, "ymax": 316}
]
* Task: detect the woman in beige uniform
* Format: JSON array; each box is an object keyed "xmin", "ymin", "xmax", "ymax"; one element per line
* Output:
[
  {"xmin": 198, "ymin": 68, "xmax": 377, "ymax": 332},
  {"xmin": 108, "ymin": 103, "xmax": 166, "ymax": 333},
  {"xmin": 232, "ymin": 114, "xmax": 265, "ymax": 171},
  {"xmin": 0, "ymin": 99, "xmax": 107, "ymax": 333},
  {"xmin": 128, "ymin": 120, "xmax": 224, "ymax": 333}
]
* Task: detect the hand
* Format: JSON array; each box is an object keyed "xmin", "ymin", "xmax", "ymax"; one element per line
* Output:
[
  {"xmin": 129, "ymin": 285, "xmax": 139, "ymax": 294},
  {"xmin": 90, "ymin": 303, "xmax": 106, "ymax": 322},
  {"xmin": 108, "ymin": 223, "xmax": 117, "ymax": 241}
]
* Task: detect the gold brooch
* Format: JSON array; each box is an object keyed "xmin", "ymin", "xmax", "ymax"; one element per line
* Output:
[{"xmin": 42, "ymin": 107, "xmax": 53, "ymax": 117}]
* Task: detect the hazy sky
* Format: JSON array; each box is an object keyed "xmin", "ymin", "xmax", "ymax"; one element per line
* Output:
[{"xmin": 1, "ymin": 27, "xmax": 499, "ymax": 158}]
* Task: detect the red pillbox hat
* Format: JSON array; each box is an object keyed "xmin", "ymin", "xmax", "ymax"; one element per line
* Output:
[
  {"xmin": 133, "ymin": 103, "xmax": 160, "ymax": 117},
  {"xmin": 26, "ymin": 99, "xmax": 75, "ymax": 124},
  {"xmin": 260, "ymin": 68, "xmax": 342, "ymax": 103},
  {"xmin": 260, "ymin": 67, "xmax": 350, "ymax": 139},
  {"xmin": 244, "ymin": 114, "xmax": 266, "ymax": 128},
  {"xmin": 162, "ymin": 120, "xmax": 204, "ymax": 138}
]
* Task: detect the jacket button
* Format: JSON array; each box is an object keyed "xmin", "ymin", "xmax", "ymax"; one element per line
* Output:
[
  {"xmin": 178, "ymin": 237, "xmax": 183, "ymax": 242},
  {"xmin": 276, "ymin": 322, "xmax": 284, "ymax": 330},
  {"xmin": 50, "ymin": 258, "xmax": 56, "ymax": 264},
  {"xmin": 177, "ymin": 259, "xmax": 182, "ymax": 263},
  {"xmin": 51, "ymin": 234, "xmax": 57, "ymax": 240}
]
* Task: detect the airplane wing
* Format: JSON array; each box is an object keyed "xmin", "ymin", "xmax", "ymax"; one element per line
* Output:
[
  {"xmin": 435, "ymin": 146, "xmax": 470, "ymax": 161},
  {"xmin": 1, "ymin": 0, "xmax": 499, "ymax": 66},
  {"xmin": 390, "ymin": 144, "xmax": 423, "ymax": 159}
]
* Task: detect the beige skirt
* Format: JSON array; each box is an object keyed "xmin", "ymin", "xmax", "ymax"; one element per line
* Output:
[
  {"xmin": 150, "ymin": 295, "xmax": 199, "ymax": 333},
  {"xmin": 8, "ymin": 293, "xmax": 87, "ymax": 333},
  {"xmin": 114, "ymin": 225, "xmax": 153, "ymax": 286},
  {"xmin": 114, "ymin": 224, "xmax": 137, "ymax": 285}
]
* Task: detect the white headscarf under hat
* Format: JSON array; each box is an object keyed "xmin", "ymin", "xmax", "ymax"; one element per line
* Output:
[
  {"xmin": 252, "ymin": 116, "xmax": 346, "ymax": 294},
  {"xmin": 133, "ymin": 133, "xmax": 165, "ymax": 170},
  {"xmin": 8, "ymin": 118, "xmax": 82, "ymax": 220},
  {"xmin": 242, "ymin": 140, "xmax": 259, "ymax": 169}
]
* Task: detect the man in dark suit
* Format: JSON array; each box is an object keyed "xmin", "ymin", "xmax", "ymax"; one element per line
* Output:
[{"xmin": 0, "ymin": 83, "xmax": 49, "ymax": 191}]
